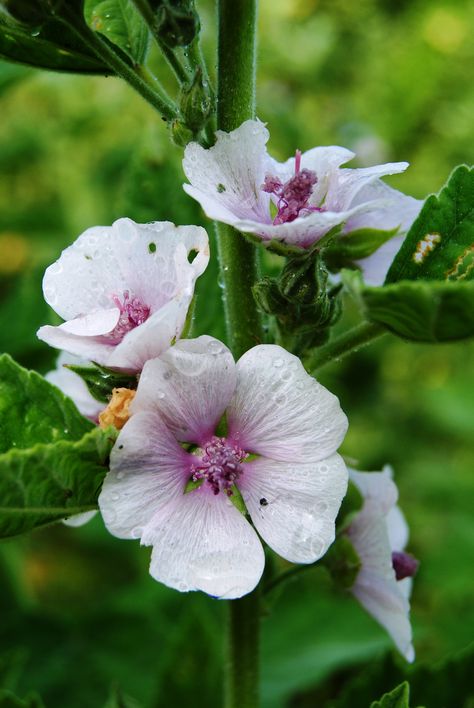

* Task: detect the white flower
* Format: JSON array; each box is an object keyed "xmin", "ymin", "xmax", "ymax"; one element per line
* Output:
[
  {"xmin": 45, "ymin": 351, "xmax": 103, "ymax": 421},
  {"xmin": 347, "ymin": 467, "xmax": 418, "ymax": 662},
  {"xmin": 99, "ymin": 337, "xmax": 348, "ymax": 599},
  {"xmin": 37, "ymin": 218, "xmax": 210, "ymax": 373},
  {"xmin": 182, "ymin": 120, "xmax": 422, "ymax": 266}
]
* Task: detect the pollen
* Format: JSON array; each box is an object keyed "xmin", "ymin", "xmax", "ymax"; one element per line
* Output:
[{"xmin": 191, "ymin": 436, "xmax": 248, "ymax": 496}]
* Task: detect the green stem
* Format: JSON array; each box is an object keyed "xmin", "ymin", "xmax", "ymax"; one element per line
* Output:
[
  {"xmin": 305, "ymin": 321, "xmax": 386, "ymax": 373},
  {"xmin": 225, "ymin": 588, "xmax": 261, "ymax": 708},
  {"xmin": 216, "ymin": 0, "xmax": 262, "ymax": 359},
  {"xmin": 263, "ymin": 564, "xmax": 312, "ymax": 595},
  {"xmin": 131, "ymin": 0, "xmax": 190, "ymax": 84}
]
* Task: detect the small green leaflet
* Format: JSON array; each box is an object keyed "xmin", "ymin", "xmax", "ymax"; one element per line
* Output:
[
  {"xmin": 342, "ymin": 270, "xmax": 474, "ymax": 342},
  {"xmin": 0, "ymin": 426, "xmax": 115, "ymax": 538},
  {"xmin": 84, "ymin": 0, "xmax": 150, "ymax": 64},
  {"xmin": 370, "ymin": 682, "xmax": 411, "ymax": 708},
  {"xmin": 386, "ymin": 165, "xmax": 474, "ymax": 283},
  {"xmin": 0, "ymin": 354, "xmax": 92, "ymax": 454}
]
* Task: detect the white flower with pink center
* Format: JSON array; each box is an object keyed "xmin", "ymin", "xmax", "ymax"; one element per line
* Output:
[
  {"xmin": 99, "ymin": 336, "xmax": 348, "ymax": 599},
  {"xmin": 347, "ymin": 467, "xmax": 418, "ymax": 662},
  {"xmin": 37, "ymin": 218, "xmax": 210, "ymax": 372},
  {"xmin": 182, "ymin": 120, "xmax": 422, "ymax": 283}
]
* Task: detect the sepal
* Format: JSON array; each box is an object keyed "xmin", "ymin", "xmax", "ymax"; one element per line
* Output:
[{"xmin": 66, "ymin": 364, "xmax": 138, "ymax": 403}]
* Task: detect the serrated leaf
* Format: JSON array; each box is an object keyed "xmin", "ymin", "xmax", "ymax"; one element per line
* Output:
[
  {"xmin": 84, "ymin": 0, "xmax": 150, "ymax": 64},
  {"xmin": 0, "ymin": 13, "xmax": 111, "ymax": 73},
  {"xmin": 0, "ymin": 426, "xmax": 115, "ymax": 538},
  {"xmin": 370, "ymin": 682, "xmax": 410, "ymax": 708},
  {"xmin": 0, "ymin": 354, "xmax": 93, "ymax": 454},
  {"xmin": 386, "ymin": 165, "xmax": 474, "ymax": 283},
  {"xmin": 342, "ymin": 270, "xmax": 474, "ymax": 342}
]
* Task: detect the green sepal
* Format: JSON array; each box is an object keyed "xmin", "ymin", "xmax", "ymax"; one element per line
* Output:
[
  {"xmin": 184, "ymin": 476, "xmax": 204, "ymax": 494},
  {"xmin": 322, "ymin": 535, "xmax": 361, "ymax": 589},
  {"xmin": 0, "ymin": 426, "xmax": 116, "ymax": 538},
  {"xmin": 336, "ymin": 480, "xmax": 364, "ymax": 532},
  {"xmin": 229, "ymin": 485, "xmax": 247, "ymax": 515},
  {"xmin": 323, "ymin": 227, "xmax": 398, "ymax": 270},
  {"xmin": 83, "ymin": 0, "xmax": 150, "ymax": 64},
  {"xmin": 342, "ymin": 268, "xmax": 474, "ymax": 342},
  {"xmin": 242, "ymin": 230, "xmax": 306, "ymax": 257},
  {"xmin": 179, "ymin": 66, "xmax": 213, "ymax": 134},
  {"xmin": 214, "ymin": 412, "xmax": 228, "ymax": 438},
  {"xmin": 370, "ymin": 681, "xmax": 411, "ymax": 708},
  {"xmin": 386, "ymin": 164, "xmax": 474, "ymax": 284},
  {"xmin": 0, "ymin": 354, "xmax": 92, "ymax": 454},
  {"xmin": 151, "ymin": 0, "xmax": 200, "ymax": 48},
  {"xmin": 66, "ymin": 364, "xmax": 138, "ymax": 404}
]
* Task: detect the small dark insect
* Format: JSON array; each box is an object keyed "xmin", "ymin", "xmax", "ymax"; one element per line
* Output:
[{"xmin": 259, "ymin": 497, "xmax": 268, "ymax": 507}]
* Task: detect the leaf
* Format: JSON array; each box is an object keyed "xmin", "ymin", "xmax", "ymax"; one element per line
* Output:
[
  {"xmin": 104, "ymin": 685, "xmax": 143, "ymax": 708},
  {"xmin": 342, "ymin": 270, "xmax": 474, "ymax": 342},
  {"xmin": 84, "ymin": 0, "xmax": 150, "ymax": 64},
  {"xmin": 0, "ymin": 426, "xmax": 115, "ymax": 538},
  {"xmin": 324, "ymin": 227, "xmax": 398, "ymax": 268},
  {"xmin": 0, "ymin": 354, "xmax": 92, "ymax": 454},
  {"xmin": 370, "ymin": 682, "xmax": 410, "ymax": 708},
  {"xmin": 386, "ymin": 165, "xmax": 474, "ymax": 283},
  {"xmin": 0, "ymin": 13, "xmax": 111, "ymax": 74},
  {"xmin": 0, "ymin": 690, "xmax": 45, "ymax": 707},
  {"xmin": 66, "ymin": 364, "xmax": 137, "ymax": 404}
]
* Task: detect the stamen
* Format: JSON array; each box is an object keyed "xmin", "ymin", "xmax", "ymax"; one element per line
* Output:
[
  {"xmin": 105, "ymin": 290, "xmax": 150, "ymax": 343},
  {"xmin": 191, "ymin": 436, "xmax": 247, "ymax": 496},
  {"xmin": 392, "ymin": 551, "xmax": 419, "ymax": 581},
  {"xmin": 261, "ymin": 149, "xmax": 320, "ymax": 225}
]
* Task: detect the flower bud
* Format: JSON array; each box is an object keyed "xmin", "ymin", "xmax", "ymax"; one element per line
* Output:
[
  {"xmin": 170, "ymin": 119, "xmax": 194, "ymax": 147},
  {"xmin": 179, "ymin": 67, "xmax": 213, "ymax": 134},
  {"xmin": 152, "ymin": 0, "xmax": 200, "ymax": 48}
]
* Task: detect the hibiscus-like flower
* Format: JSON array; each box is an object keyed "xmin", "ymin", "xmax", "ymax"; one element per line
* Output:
[
  {"xmin": 347, "ymin": 467, "xmax": 418, "ymax": 662},
  {"xmin": 182, "ymin": 120, "xmax": 421, "ymax": 281},
  {"xmin": 37, "ymin": 218, "xmax": 209, "ymax": 372},
  {"xmin": 99, "ymin": 336, "xmax": 348, "ymax": 599}
]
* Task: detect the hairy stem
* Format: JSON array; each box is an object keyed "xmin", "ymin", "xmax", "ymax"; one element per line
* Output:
[{"xmin": 225, "ymin": 588, "xmax": 261, "ymax": 708}]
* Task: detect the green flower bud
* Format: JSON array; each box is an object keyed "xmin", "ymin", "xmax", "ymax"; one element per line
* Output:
[
  {"xmin": 152, "ymin": 0, "xmax": 200, "ymax": 48},
  {"xmin": 170, "ymin": 119, "xmax": 195, "ymax": 147},
  {"xmin": 179, "ymin": 67, "xmax": 212, "ymax": 134}
]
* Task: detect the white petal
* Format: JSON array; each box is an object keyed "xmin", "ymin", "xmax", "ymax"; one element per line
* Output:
[
  {"xmin": 387, "ymin": 505, "xmax": 409, "ymax": 552},
  {"xmin": 63, "ymin": 510, "xmax": 97, "ymax": 527},
  {"xmin": 183, "ymin": 119, "xmax": 272, "ymax": 224},
  {"xmin": 227, "ymin": 345, "xmax": 348, "ymax": 462},
  {"xmin": 240, "ymin": 453, "xmax": 348, "ymax": 563},
  {"xmin": 347, "ymin": 179, "xmax": 422, "ymax": 233},
  {"xmin": 45, "ymin": 352, "xmax": 103, "ymax": 420},
  {"xmin": 131, "ymin": 336, "xmax": 236, "ymax": 444},
  {"xmin": 99, "ymin": 411, "xmax": 189, "ymax": 539},
  {"xmin": 348, "ymin": 509, "xmax": 414, "ymax": 661},
  {"xmin": 146, "ymin": 487, "xmax": 265, "ymax": 599},
  {"xmin": 325, "ymin": 163, "xmax": 409, "ymax": 212},
  {"xmin": 37, "ymin": 324, "xmax": 114, "ymax": 365},
  {"xmin": 355, "ymin": 234, "xmax": 404, "ymax": 287},
  {"xmin": 42, "ymin": 218, "xmax": 209, "ymax": 320},
  {"xmin": 105, "ymin": 299, "xmax": 189, "ymax": 373},
  {"xmin": 57, "ymin": 308, "xmax": 120, "ymax": 336},
  {"xmin": 349, "ymin": 468, "xmax": 398, "ymax": 515}
]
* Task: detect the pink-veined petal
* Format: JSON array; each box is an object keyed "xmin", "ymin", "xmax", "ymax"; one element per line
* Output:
[
  {"xmin": 227, "ymin": 345, "xmax": 347, "ymax": 462},
  {"xmin": 63, "ymin": 510, "xmax": 98, "ymax": 527},
  {"xmin": 37, "ymin": 324, "xmax": 115, "ymax": 364},
  {"xmin": 325, "ymin": 163, "xmax": 409, "ymax": 212},
  {"xmin": 241, "ymin": 453, "xmax": 348, "ymax": 563},
  {"xmin": 131, "ymin": 336, "xmax": 236, "ymax": 444},
  {"xmin": 145, "ymin": 486, "xmax": 265, "ymax": 599}
]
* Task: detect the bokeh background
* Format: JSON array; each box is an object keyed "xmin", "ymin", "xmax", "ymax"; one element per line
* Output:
[{"xmin": 0, "ymin": 0, "xmax": 473, "ymax": 705}]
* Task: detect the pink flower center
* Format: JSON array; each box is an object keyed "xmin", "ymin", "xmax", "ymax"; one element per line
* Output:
[
  {"xmin": 262, "ymin": 149, "xmax": 322, "ymax": 225},
  {"xmin": 105, "ymin": 290, "xmax": 151, "ymax": 344},
  {"xmin": 191, "ymin": 436, "xmax": 248, "ymax": 496},
  {"xmin": 392, "ymin": 551, "xmax": 419, "ymax": 581}
]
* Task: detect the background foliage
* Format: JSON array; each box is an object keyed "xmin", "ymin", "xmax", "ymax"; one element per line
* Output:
[{"xmin": 0, "ymin": 0, "xmax": 473, "ymax": 705}]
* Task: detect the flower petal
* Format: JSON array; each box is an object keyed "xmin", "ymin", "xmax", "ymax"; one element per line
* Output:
[
  {"xmin": 227, "ymin": 345, "xmax": 348, "ymax": 462},
  {"xmin": 63, "ymin": 510, "xmax": 97, "ymax": 527},
  {"xmin": 42, "ymin": 218, "xmax": 209, "ymax": 320},
  {"xmin": 132, "ymin": 336, "xmax": 236, "ymax": 444},
  {"xmin": 325, "ymin": 163, "xmax": 410, "ymax": 212},
  {"xmin": 349, "ymin": 468, "xmax": 398, "ymax": 516},
  {"xmin": 183, "ymin": 119, "xmax": 272, "ymax": 224},
  {"xmin": 146, "ymin": 487, "xmax": 265, "ymax": 599},
  {"xmin": 240, "ymin": 453, "xmax": 348, "ymax": 563},
  {"xmin": 99, "ymin": 410, "xmax": 190, "ymax": 539},
  {"xmin": 387, "ymin": 505, "xmax": 409, "ymax": 552},
  {"xmin": 45, "ymin": 352, "xmax": 104, "ymax": 420},
  {"xmin": 37, "ymin": 324, "xmax": 115, "ymax": 364}
]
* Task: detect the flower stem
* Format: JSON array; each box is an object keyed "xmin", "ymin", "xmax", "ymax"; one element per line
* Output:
[
  {"xmin": 225, "ymin": 588, "xmax": 261, "ymax": 708},
  {"xmin": 305, "ymin": 321, "xmax": 386, "ymax": 373},
  {"xmin": 215, "ymin": 0, "xmax": 262, "ymax": 359}
]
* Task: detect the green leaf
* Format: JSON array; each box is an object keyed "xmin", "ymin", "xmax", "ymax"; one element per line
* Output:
[
  {"xmin": 342, "ymin": 269, "xmax": 474, "ymax": 342},
  {"xmin": 370, "ymin": 682, "xmax": 410, "ymax": 708},
  {"xmin": 0, "ymin": 354, "xmax": 93, "ymax": 454},
  {"xmin": 0, "ymin": 13, "xmax": 111, "ymax": 74},
  {"xmin": 386, "ymin": 165, "xmax": 474, "ymax": 283},
  {"xmin": 0, "ymin": 426, "xmax": 115, "ymax": 538},
  {"xmin": 84, "ymin": 0, "xmax": 150, "ymax": 64},
  {"xmin": 104, "ymin": 685, "xmax": 143, "ymax": 708},
  {"xmin": 324, "ymin": 227, "xmax": 398, "ymax": 268},
  {"xmin": 0, "ymin": 691, "xmax": 45, "ymax": 708}
]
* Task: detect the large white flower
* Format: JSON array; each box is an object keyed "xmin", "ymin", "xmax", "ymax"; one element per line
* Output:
[
  {"xmin": 45, "ymin": 351, "xmax": 103, "ymax": 422},
  {"xmin": 99, "ymin": 337, "xmax": 348, "ymax": 599},
  {"xmin": 37, "ymin": 218, "xmax": 210, "ymax": 372},
  {"xmin": 182, "ymin": 120, "xmax": 422, "ymax": 269},
  {"xmin": 347, "ymin": 467, "xmax": 418, "ymax": 662}
]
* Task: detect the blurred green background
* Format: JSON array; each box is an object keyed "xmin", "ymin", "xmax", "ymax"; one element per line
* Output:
[{"xmin": 0, "ymin": 0, "xmax": 473, "ymax": 705}]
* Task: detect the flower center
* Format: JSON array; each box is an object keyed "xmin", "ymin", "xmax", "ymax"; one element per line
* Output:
[
  {"xmin": 191, "ymin": 436, "xmax": 247, "ymax": 496},
  {"xmin": 106, "ymin": 290, "xmax": 150, "ymax": 344},
  {"xmin": 391, "ymin": 551, "xmax": 419, "ymax": 581},
  {"xmin": 262, "ymin": 149, "xmax": 321, "ymax": 225}
]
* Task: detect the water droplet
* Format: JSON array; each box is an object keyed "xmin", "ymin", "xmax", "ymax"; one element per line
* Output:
[
  {"xmin": 280, "ymin": 369, "xmax": 292, "ymax": 381},
  {"xmin": 111, "ymin": 492, "xmax": 120, "ymax": 501},
  {"xmin": 156, "ymin": 391, "xmax": 165, "ymax": 399},
  {"xmin": 273, "ymin": 358, "xmax": 283, "ymax": 368}
]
